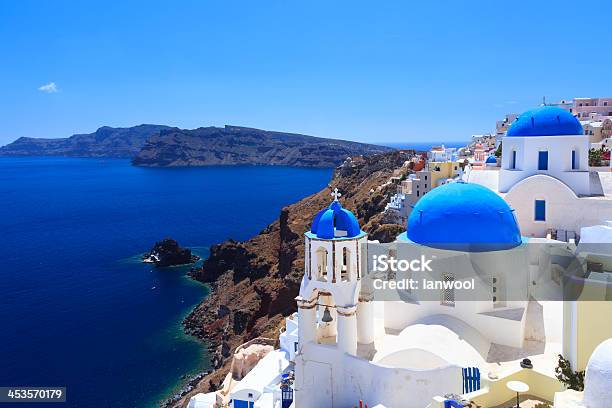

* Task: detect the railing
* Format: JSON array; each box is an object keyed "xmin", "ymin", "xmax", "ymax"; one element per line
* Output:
[
  {"xmin": 281, "ymin": 388, "xmax": 293, "ymax": 408},
  {"xmin": 462, "ymin": 367, "xmax": 481, "ymax": 394}
]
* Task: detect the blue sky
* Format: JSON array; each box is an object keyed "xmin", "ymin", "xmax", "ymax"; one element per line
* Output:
[{"xmin": 1, "ymin": 0, "xmax": 611, "ymax": 145}]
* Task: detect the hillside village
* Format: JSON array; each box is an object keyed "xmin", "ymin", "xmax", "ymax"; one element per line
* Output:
[{"xmin": 175, "ymin": 97, "xmax": 612, "ymax": 408}]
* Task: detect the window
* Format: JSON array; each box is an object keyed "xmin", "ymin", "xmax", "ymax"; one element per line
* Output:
[
  {"xmin": 538, "ymin": 151, "xmax": 548, "ymax": 170},
  {"xmin": 535, "ymin": 200, "xmax": 546, "ymax": 221},
  {"xmin": 605, "ymin": 101, "xmax": 608, "ymax": 106},
  {"xmin": 316, "ymin": 247, "xmax": 328, "ymax": 281},
  {"xmin": 492, "ymin": 275, "xmax": 505, "ymax": 308},
  {"xmin": 282, "ymin": 388, "xmax": 293, "ymax": 403},
  {"xmin": 341, "ymin": 247, "xmax": 351, "ymax": 282},
  {"xmin": 510, "ymin": 150, "xmax": 517, "ymax": 169},
  {"xmin": 425, "ymin": 184, "xmax": 428, "ymax": 189},
  {"xmin": 441, "ymin": 274, "xmax": 455, "ymax": 306},
  {"xmin": 571, "ymin": 150, "xmax": 578, "ymax": 170}
]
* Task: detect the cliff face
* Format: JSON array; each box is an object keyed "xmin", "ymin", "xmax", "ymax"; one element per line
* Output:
[
  {"xmin": 2, "ymin": 124, "xmax": 394, "ymax": 169},
  {"xmin": 180, "ymin": 151, "xmax": 410, "ymax": 399},
  {"xmin": 0, "ymin": 124, "xmax": 171, "ymax": 158},
  {"xmin": 132, "ymin": 125, "xmax": 394, "ymax": 167}
]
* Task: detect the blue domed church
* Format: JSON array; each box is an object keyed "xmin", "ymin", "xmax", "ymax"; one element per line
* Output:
[
  {"xmin": 499, "ymin": 106, "xmax": 590, "ymax": 195},
  {"xmin": 401, "ymin": 182, "xmax": 522, "ymax": 252},
  {"xmin": 294, "ymin": 181, "xmax": 533, "ymax": 408},
  {"xmin": 464, "ymin": 105, "xmax": 612, "ymax": 238},
  {"xmin": 385, "ymin": 180, "xmax": 530, "ymax": 351}
]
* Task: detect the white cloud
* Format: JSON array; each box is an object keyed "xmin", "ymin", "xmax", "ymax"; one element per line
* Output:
[{"xmin": 38, "ymin": 82, "xmax": 59, "ymax": 93}]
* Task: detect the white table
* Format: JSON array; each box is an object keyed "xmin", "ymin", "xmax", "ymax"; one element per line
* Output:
[{"xmin": 506, "ymin": 380, "xmax": 529, "ymax": 408}]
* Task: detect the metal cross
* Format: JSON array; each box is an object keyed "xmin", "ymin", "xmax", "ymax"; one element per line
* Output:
[{"xmin": 331, "ymin": 187, "xmax": 341, "ymax": 201}]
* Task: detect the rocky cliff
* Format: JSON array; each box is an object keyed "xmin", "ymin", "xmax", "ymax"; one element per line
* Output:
[
  {"xmin": 132, "ymin": 125, "xmax": 394, "ymax": 167},
  {"xmin": 173, "ymin": 150, "xmax": 411, "ymax": 406},
  {"xmin": 0, "ymin": 124, "xmax": 171, "ymax": 158},
  {"xmin": 1, "ymin": 124, "xmax": 394, "ymax": 168}
]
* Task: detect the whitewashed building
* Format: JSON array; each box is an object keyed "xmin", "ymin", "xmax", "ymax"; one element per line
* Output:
[
  {"xmin": 469, "ymin": 106, "xmax": 612, "ymax": 238},
  {"xmin": 294, "ymin": 183, "xmax": 558, "ymax": 408}
]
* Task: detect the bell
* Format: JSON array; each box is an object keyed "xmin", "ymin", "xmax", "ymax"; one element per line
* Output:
[{"xmin": 321, "ymin": 306, "xmax": 333, "ymax": 323}]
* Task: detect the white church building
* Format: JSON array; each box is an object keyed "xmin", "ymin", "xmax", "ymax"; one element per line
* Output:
[
  {"xmin": 469, "ymin": 106, "xmax": 612, "ymax": 238},
  {"xmin": 293, "ymin": 185, "xmax": 612, "ymax": 408},
  {"xmin": 294, "ymin": 184, "xmax": 544, "ymax": 408}
]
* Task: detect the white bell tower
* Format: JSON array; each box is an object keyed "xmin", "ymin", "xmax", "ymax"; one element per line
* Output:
[{"xmin": 296, "ymin": 188, "xmax": 373, "ymax": 356}]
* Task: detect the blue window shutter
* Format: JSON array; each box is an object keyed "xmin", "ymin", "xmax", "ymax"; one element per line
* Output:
[
  {"xmin": 511, "ymin": 150, "xmax": 516, "ymax": 169},
  {"xmin": 572, "ymin": 150, "xmax": 577, "ymax": 170},
  {"xmin": 538, "ymin": 151, "xmax": 548, "ymax": 170},
  {"xmin": 535, "ymin": 200, "xmax": 546, "ymax": 221}
]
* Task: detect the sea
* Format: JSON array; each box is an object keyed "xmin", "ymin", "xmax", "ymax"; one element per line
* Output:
[{"xmin": 0, "ymin": 157, "xmax": 333, "ymax": 408}]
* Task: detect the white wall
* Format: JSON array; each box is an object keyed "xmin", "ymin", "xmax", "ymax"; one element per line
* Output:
[
  {"xmin": 295, "ymin": 343, "xmax": 463, "ymax": 408},
  {"xmin": 384, "ymin": 244, "xmax": 529, "ymax": 347},
  {"xmin": 376, "ymin": 348, "xmax": 449, "ymax": 369},
  {"xmin": 383, "ymin": 300, "xmax": 526, "ymax": 348},
  {"xmin": 280, "ymin": 314, "xmax": 299, "ymax": 361},
  {"xmin": 504, "ymin": 175, "xmax": 612, "ymax": 237},
  {"xmin": 499, "ymin": 135, "xmax": 590, "ymax": 195}
]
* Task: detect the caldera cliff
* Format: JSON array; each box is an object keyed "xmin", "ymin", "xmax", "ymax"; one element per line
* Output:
[{"xmin": 132, "ymin": 125, "xmax": 394, "ymax": 167}]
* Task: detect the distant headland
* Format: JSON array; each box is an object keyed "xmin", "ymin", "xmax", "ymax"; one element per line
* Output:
[{"xmin": 0, "ymin": 124, "xmax": 394, "ymax": 168}]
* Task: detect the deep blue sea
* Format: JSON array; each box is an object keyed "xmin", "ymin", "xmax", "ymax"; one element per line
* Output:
[{"xmin": 0, "ymin": 157, "xmax": 332, "ymax": 408}]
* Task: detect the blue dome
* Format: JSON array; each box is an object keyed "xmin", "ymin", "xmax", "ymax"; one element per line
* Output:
[
  {"xmin": 506, "ymin": 106, "xmax": 583, "ymax": 137},
  {"xmin": 485, "ymin": 155, "xmax": 497, "ymax": 164},
  {"xmin": 311, "ymin": 200, "xmax": 362, "ymax": 239},
  {"xmin": 406, "ymin": 182, "xmax": 521, "ymax": 251}
]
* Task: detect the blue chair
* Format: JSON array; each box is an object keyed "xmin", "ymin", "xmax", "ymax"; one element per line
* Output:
[{"xmin": 444, "ymin": 400, "xmax": 463, "ymax": 408}]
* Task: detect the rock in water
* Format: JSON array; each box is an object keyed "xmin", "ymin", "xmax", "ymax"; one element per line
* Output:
[{"xmin": 142, "ymin": 238, "xmax": 199, "ymax": 267}]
